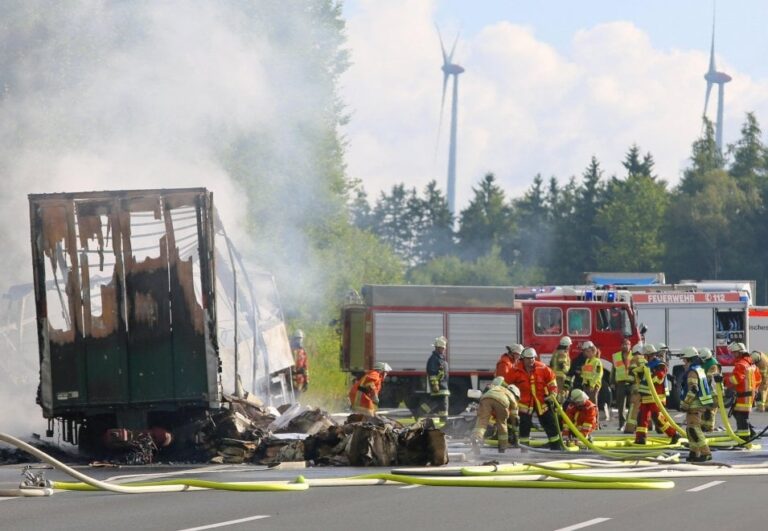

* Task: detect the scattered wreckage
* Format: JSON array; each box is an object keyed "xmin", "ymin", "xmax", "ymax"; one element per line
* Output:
[{"xmin": 10, "ymin": 187, "xmax": 449, "ymax": 468}]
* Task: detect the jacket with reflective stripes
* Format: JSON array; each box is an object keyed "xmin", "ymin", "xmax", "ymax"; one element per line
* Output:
[
  {"xmin": 725, "ymin": 356, "xmax": 762, "ymax": 412},
  {"xmin": 681, "ymin": 365, "xmax": 713, "ymax": 408},
  {"xmin": 482, "ymin": 384, "xmax": 519, "ymax": 419},
  {"xmin": 612, "ymin": 350, "xmax": 632, "ymax": 383},
  {"xmin": 426, "ymin": 350, "xmax": 450, "ymax": 396},
  {"xmin": 349, "ymin": 370, "xmax": 383, "ymax": 413},
  {"xmin": 564, "ymin": 401, "xmax": 597, "ymax": 436},
  {"xmin": 550, "ymin": 349, "xmax": 571, "ymax": 378},
  {"xmin": 638, "ymin": 359, "xmax": 667, "ymax": 404},
  {"xmin": 508, "ymin": 361, "xmax": 558, "ymax": 415},
  {"xmin": 581, "ymin": 357, "xmax": 603, "ymax": 388}
]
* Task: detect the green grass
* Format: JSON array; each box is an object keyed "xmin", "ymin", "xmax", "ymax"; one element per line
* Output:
[{"xmin": 296, "ymin": 324, "xmax": 350, "ymax": 411}]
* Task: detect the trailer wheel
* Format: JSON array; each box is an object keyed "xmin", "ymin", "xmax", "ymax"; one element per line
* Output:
[{"xmin": 668, "ymin": 367, "xmax": 684, "ymax": 410}]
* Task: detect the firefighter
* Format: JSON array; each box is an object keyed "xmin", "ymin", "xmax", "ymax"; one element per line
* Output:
[
  {"xmin": 580, "ymin": 341, "xmax": 603, "ymax": 406},
  {"xmin": 611, "ymin": 338, "xmax": 633, "ymax": 430},
  {"xmin": 508, "ymin": 348, "xmax": 565, "ymax": 450},
  {"xmin": 750, "ymin": 350, "xmax": 768, "ymax": 412},
  {"xmin": 349, "ymin": 362, "xmax": 392, "ymax": 416},
  {"xmin": 721, "ymin": 342, "xmax": 762, "ymax": 439},
  {"xmin": 700, "ymin": 347, "xmax": 720, "ymax": 432},
  {"xmin": 291, "ymin": 329, "xmax": 309, "ymax": 394},
  {"xmin": 495, "ymin": 343, "xmax": 523, "ymax": 383},
  {"xmin": 425, "ymin": 336, "xmax": 450, "ymax": 421},
  {"xmin": 679, "ymin": 346, "xmax": 714, "ymax": 462},
  {"xmin": 623, "ymin": 342, "xmax": 646, "ymax": 434},
  {"xmin": 562, "ymin": 389, "xmax": 598, "ymax": 443},
  {"xmin": 564, "ymin": 342, "xmax": 589, "ymax": 395},
  {"xmin": 634, "ymin": 344, "xmax": 679, "ymax": 445},
  {"xmin": 470, "ymin": 377, "xmax": 520, "ymax": 453},
  {"xmin": 550, "ymin": 336, "xmax": 572, "ymax": 401}
]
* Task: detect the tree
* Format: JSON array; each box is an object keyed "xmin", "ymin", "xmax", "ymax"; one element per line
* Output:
[
  {"xmin": 411, "ymin": 181, "xmax": 454, "ymax": 263},
  {"xmin": 678, "ymin": 118, "xmax": 724, "ymax": 195},
  {"xmin": 457, "ymin": 173, "xmax": 515, "ymax": 261},
  {"xmin": 371, "ymin": 184, "xmax": 419, "ymax": 262},
  {"xmin": 595, "ymin": 172, "xmax": 669, "ymax": 272},
  {"xmin": 513, "ymin": 174, "xmax": 552, "ymax": 270}
]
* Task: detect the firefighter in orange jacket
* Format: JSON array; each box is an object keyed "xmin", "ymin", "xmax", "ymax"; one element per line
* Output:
[
  {"xmin": 291, "ymin": 330, "xmax": 309, "ymax": 394},
  {"xmin": 349, "ymin": 362, "xmax": 392, "ymax": 416},
  {"xmin": 721, "ymin": 342, "xmax": 762, "ymax": 438},
  {"xmin": 495, "ymin": 343, "xmax": 523, "ymax": 383},
  {"xmin": 508, "ymin": 347, "xmax": 565, "ymax": 450},
  {"xmin": 634, "ymin": 344, "xmax": 679, "ymax": 445},
  {"xmin": 562, "ymin": 389, "xmax": 598, "ymax": 442}
]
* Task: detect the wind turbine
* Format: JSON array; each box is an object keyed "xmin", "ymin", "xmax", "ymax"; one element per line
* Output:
[
  {"xmin": 703, "ymin": 11, "xmax": 731, "ymax": 153},
  {"xmin": 437, "ymin": 29, "xmax": 464, "ymax": 216}
]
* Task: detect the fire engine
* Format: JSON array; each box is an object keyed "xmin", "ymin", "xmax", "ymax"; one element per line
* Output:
[{"xmin": 339, "ymin": 284, "xmax": 641, "ymax": 414}]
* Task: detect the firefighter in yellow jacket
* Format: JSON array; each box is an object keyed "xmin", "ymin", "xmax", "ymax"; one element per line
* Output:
[
  {"xmin": 580, "ymin": 341, "xmax": 603, "ymax": 405},
  {"xmin": 623, "ymin": 342, "xmax": 646, "ymax": 434},
  {"xmin": 470, "ymin": 377, "xmax": 520, "ymax": 453},
  {"xmin": 751, "ymin": 350, "xmax": 768, "ymax": 412},
  {"xmin": 679, "ymin": 346, "xmax": 714, "ymax": 462},
  {"xmin": 550, "ymin": 336, "xmax": 572, "ymax": 401}
]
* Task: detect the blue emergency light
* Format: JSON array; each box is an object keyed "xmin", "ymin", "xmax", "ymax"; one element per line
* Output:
[
  {"xmin": 607, "ymin": 291, "xmax": 616, "ymax": 302},
  {"xmin": 584, "ymin": 290, "xmax": 593, "ymax": 301}
]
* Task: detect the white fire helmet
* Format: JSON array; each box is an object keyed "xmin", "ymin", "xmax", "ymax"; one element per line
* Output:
[
  {"xmin": 559, "ymin": 336, "xmax": 572, "ymax": 347},
  {"xmin": 434, "ymin": 336, "xmax": 448, "ymax": 348},
  {"xmin": 521, "ymin": 347, "xmax": 538, "ymax": 359},
  {"xmin": 374, "ymin": 362, "xmax": 392, "ymax": 372},
  {"xmin": 699, "ymin": 347, "xmax": 713, "ymax": 361},
  {"xmin": 508, "ymin": 384, "xmax": 521, "ymax": 400},
  {"xmin": 728, "ymin": 342, "xmax": 747, "ymax": 354},
  {"xmin": 570, "ymin": 389, "xmax": 588, "ymax": 405},
  {"xmin": 681, "ymin": 346, "xmax": 699, "ymax": 359}
]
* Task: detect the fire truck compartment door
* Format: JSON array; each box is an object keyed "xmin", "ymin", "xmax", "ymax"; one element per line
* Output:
[
  {"xmin": 637, "ymin": 307, "xmax": 666, "ymax": 346},
  {"xmin": 668, "ymin": 308, "xmax": 713, "ymax": 350},
  {"xmin": 374, "ymin": 312, "xmax": 443, "ymax": 370},
  {"xmin": 448, "ymin": 313, "xmax": 519, "ymax": 371}
]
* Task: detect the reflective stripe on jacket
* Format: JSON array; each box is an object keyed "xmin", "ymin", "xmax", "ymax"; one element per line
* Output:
[
  {"xmin": 581, "ymin": 358, "xmax": 603, "ymax": 388},
  {"xmin": 726, "ymin": 357, "xmax": 762, "ymax": 412},
  {"xmin": 638, "ymin": 360, "xmax": 667, "ymax": 404},
  {"xmin": 509, "ymin": 361, "xmax": 558, "ymax": 415},
  {"xmin": 550, "ymin": 349, "xmax": 571, "ymax": 378},
  {"xmin": 612, "ymin": 351, "xmax": 632, "ymax": 383},
  {"xmin": 681, "ymin": 365, "xmax": 713, "ymax": 408},
  {"xmin": 564, "ymin": 401, "xmax": 597, "ymax": 436}
]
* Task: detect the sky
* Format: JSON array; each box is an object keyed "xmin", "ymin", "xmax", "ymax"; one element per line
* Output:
[{"xmin": 341, "ymin": 0, "xmax": 768, "ymax": 211}]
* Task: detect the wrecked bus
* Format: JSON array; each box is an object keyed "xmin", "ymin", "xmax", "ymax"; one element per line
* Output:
[{"xmin": 27, "ymin": 188, "xmax": 293, "ymax": 453}]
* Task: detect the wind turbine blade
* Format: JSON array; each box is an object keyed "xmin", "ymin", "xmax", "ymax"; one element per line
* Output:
[
  {"xmin": 703, "ymin": 81, "xmax": 713, "ymax": 116},
  {"xmin": 448, "ymin": 32, "xmax": 460, "ymax": 63},
  {"xmin": 708, "ymin": 19, "xmax": 717, "ymax": 73},
  {"xmin": 434, "ymin": 71, "xmax": 449, "ymax": 161},
  {"xmin": 435, "ymin": 23, "xmax": 448, "ymax": 64}
]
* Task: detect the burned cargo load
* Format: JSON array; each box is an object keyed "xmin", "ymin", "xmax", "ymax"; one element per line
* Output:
[{"xmin": 27, "ymin": 188, "xmax": 294, "ymax": 454}]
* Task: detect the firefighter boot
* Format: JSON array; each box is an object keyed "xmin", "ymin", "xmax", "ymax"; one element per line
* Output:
[
  {"xmin": 634, "ymin": 434, "xmax": 646, "ymax": 445},
  {"xmin": 548, "ymin": 439, "xmax": 566, "ymax": 451},
  {"xmin": 498, "ymin": 440, "xmax": 508, "ymax": 454},
  {"xmin": 670, "ymin": 433, "xmax": 681, "ymax": 445},
  {"xmin": 508, "ymin": 432, "xmax": 519, "ymax": 448}
]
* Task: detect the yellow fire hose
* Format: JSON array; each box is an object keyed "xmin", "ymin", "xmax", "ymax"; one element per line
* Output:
[
  {"xmin": 551, "ymin": 399, "xmax": 676, "ymax": 460},
  {"xmin": 713, "ymin": 381, "xmax": 755, "ymax": 447},
  {"xmin": 351, "ymin": 472, "xmax": 674, "ymax": 490},
  {"xmin": 642, "ymin": 366, "xmax": 686, "ymax": 437}
]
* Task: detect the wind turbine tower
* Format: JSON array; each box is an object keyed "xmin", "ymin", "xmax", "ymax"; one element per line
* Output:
[
  {"xmin": 703, "ymin": 13, "xmax": 731, "ymax": 153},
  {"xmin": 438, "ymin": 31, "xmax": 464, "ymax": 216}
]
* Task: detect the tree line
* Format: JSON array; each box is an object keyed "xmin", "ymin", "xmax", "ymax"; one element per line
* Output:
[{"xmin": 347, "ymin": 115, "xmax": 768, "ymax": 304}]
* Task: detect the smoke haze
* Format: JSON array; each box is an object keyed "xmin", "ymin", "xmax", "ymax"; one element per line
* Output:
[{"xmin": 0, "ymin": 1, "xmax": 346, "ymax": 435}]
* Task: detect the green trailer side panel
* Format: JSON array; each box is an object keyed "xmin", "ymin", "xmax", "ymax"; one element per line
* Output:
[
  {"xmin": 170, "ymin": 259, "xmax": 208, "ymax": 399},
  {"xmin": 84, "ymin": 336, "xmax": 129, "ymax": 404},
  {"xmin": 50, "ymin": 339, "xmax": 88, "ymax": 408}
]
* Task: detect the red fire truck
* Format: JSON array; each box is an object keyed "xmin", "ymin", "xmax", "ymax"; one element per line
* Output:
[{"xmin": 340, "ymin": 285, "xmax": 641, "ymax": 414}]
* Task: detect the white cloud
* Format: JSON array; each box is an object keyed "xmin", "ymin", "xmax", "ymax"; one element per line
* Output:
[{"xmin": 342, "ymin": 4, "xmax": 768, "ymax": 206}]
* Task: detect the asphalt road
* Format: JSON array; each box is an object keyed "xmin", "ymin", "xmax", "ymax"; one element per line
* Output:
[{"xmin": 2, "ymin": 410, "xmax": 768, "ymax": 531}]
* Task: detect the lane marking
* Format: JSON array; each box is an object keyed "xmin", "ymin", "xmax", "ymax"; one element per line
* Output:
[
  {"xmin": 0, "ymin": 497, "xmax": 16, "ymax": 502},
  {"xmin": 687, "ymin": 480, "xmax": 725, "ymax": 492},
  {"xmin": 177, "ymin": 515, "xmax": 270, "ymax": 531},
  {"xmin": 399, "ymin": 484, "xmax": 421, "ymax": 489},
  {"xmin": 554, "ymin": 517, "xmax": 611, "ymax": 531}
]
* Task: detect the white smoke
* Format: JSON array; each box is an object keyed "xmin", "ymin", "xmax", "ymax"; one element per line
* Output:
[{"xmin": 0, "ymin": 1, "xmax": 344, "ymax": 436}]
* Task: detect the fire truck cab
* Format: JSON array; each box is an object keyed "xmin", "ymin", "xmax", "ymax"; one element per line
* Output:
[{"xmin": 340, "ymin": 284, "xmax": 640, "ymax": 414}]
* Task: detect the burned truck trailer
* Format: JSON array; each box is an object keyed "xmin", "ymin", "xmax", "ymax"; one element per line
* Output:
[{"xmin": 29, "ymin": 188, "xmax": 222, "ymax": 451}]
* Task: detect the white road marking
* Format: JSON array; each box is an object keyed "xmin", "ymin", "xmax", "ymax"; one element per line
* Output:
[
  {"xmin": 687, "ymin": 480, "xmax": 725, "ymax": 492},
  {"xmin": 399, "ymin": 484, "xmax": 421, "ymax": 489},
  {"xmin": 554, "ymin": 517, "xmax": 611, "ymax": 531},
  {"xmin": 0, "ymin": 497, "xmax": 16, "ymax": 502},
  {"xmin": 177, "ymin": 515, "xmax": 270, "ymax": 531}
]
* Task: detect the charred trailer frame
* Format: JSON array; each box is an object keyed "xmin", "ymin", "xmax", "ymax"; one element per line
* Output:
[{"xmin": 28, "ymin": 188, "xmax": 220, "ymax": 451}]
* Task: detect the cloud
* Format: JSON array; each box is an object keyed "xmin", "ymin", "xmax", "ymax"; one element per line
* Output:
[{"xmin": 341, "ymin": 4, "xmax": 768, "ymax": 205}]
